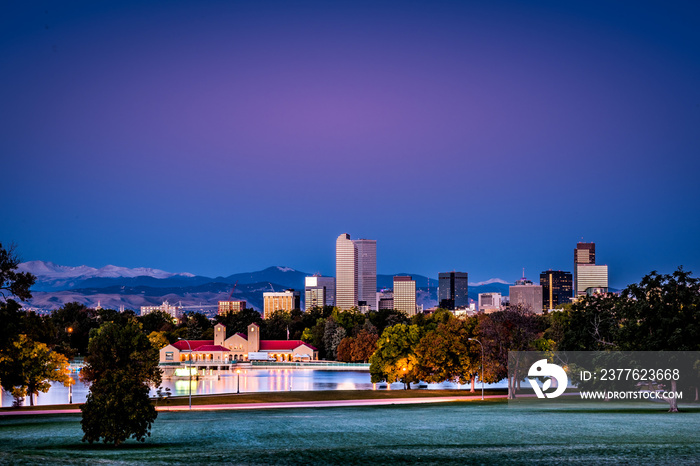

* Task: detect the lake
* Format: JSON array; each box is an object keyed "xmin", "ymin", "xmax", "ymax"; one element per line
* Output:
[{"xmin": 0, "ymin": 369, "xmax": 505, "ymax": 407}]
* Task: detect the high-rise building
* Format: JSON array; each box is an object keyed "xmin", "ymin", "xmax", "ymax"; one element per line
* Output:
[
  {"xmin": 540, "ymin": 270, "xmax": 573, "ymax": 311},
  {"xmin": 393, "ymin": 276, "xmax": 416, "ymax": 316},
  {"xmin": 218, "ymin": 300, "xmax": 247, "ymax": 315},
  {"xmin": 354, "ymin": 239, "xmax": 377, "ymax": 310},
  {"xmin": 478, "ymin": 293, "xmax": 502, "ymax": 313},
  {"xmin": 438, "ymin": 272, "xmax": 469, "ymax": 309},
  {"xmin": 575, "ymin": 265, "xmax": 608, "ymax": 295},
  {"xmin": 509, "ymin": 278, "xmax": 543, "ymax": 314},
  {"xmin": 304, "ymin": 275, "xmax": 335, "ymax": 310},
  {"xmin": 574, "ymin": 242, "xmax": 596, "ymax": 294},
  {"xmin": 376, "ymin": 290, "xmax": 394, "ymax": 310},
  {"xmin": 336, "ymin": 233, "xmax": 358, "ymax": 310},
  {"xmin": 263, "ymin": 290, "xmax": 300, "ymax": 319}
]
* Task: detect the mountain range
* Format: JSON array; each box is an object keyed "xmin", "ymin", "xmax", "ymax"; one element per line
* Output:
[{"xmin": 19, "ymin": 261, "xmax": 513, "ymax": 313}]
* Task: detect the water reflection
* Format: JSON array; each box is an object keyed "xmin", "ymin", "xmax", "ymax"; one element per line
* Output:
[{"xmin": 1, "ymin": 371, "xmax": 507, "ymax": 407}]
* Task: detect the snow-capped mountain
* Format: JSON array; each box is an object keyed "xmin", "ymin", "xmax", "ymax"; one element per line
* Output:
[
  {"xmin": 468, "ymin": 278, "xmax": 511, "ymax": 286},
  {"xmin": 18, "ymin": 261, "xmax": 194, "ymax": 280}
]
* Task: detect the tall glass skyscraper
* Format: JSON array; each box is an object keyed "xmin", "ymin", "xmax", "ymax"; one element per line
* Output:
[
  {"xmin": 354, "ymin": 239, "xmax": 377, "ymax": 310},
  {"xmin": 540, "ymin": 270, "xmax": 573, "ymax": 311},
  {"xmin": 336, "ymin": 233, "xmax": 358, "ymax": 310},
  {"xmin": 438, "ymin": 272, "xmax": 469, "ymax": 309}
]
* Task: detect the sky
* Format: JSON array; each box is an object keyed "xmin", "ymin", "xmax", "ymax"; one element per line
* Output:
[{"xmin": 2, "ymin": 0, "xmax": 699, "ymax": 288}]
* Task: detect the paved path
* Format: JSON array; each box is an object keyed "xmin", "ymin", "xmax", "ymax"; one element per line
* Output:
[{"xmin": 0, "ymin": 394, "xmax": 507, "ymax": 416}]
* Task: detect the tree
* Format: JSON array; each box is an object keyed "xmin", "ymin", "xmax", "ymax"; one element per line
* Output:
[
  {"xmin": 0, "ymin": 334, "xmax": 70, "ymax": 406},
  {"xmin": 415, "ymin": 316, "xmax": 477, "ymax": 385},
  {"xmin": 0, "ymin": 243, "xmax": 36, "ymax": 302},
  {"xmin": 351, "ymin": 330, "xmax": 378, "ymax": 363},
  {"xmin": 475, "ymin": 305, "xmax": 540, "ymax": 399},
  {"xmin": 614, "ymin": 268, "xmax": 700, "ymax": 412},
  {"xmin": 80, "ymin": 319, "xmax": 162, "ymax": 445},
  {"xmin": 369, "ymin": 323, "xmax": 422, "ymax": 389},
  {"xmin": 336, "ymin": 337, "xmax": 354, "ymax": 362},
  {"xmin": 148, "ymin": 331, "xmax": 169, "ymax": 350}
]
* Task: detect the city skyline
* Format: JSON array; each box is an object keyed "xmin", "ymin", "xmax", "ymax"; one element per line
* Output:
[{"xmin": 2, "ymin": 1, "xmax": 699, "ymax": 289}]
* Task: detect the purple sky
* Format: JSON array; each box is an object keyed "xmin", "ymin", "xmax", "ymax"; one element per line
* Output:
[{"xmin": 2, "ymin": 0, "xmax": 699, "ymax": 287}]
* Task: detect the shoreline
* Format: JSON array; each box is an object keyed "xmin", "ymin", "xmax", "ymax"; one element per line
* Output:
[{"xmin": 0, "ymin": 389, "xmax": 506, "ymax": 415}]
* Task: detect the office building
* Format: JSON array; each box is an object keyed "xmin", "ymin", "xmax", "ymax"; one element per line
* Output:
[
  {"xmin": 376, "ymin": 290, "xmax": 394, "ymax": 310},
  {"xmin": 304, "ymin": 275, "xmax": 335, "ymax": 310},
  {"xmin": 478, "ymin": 293, "xmax": 502, "ymax": 313},
  {"xmin": 575, "ymin": 265, "xmax": 608, "ymax": 295},
  {"xmin": 263, "ymin": 290, "xmax": 300, "ymax": 319},
  {"xmin": 438, "ymin": 272, "xmax": 469, "ymax": 309},
  {"xmin": 509, "ymin": 279, "xmax": 543, "ymax": 314},
  {"xmin": 141, "ymin": 300, "xmax": 181, "ymax": 319},
  {"xmin": 393, "ymin": 276, "xmax": 417, "ymax": 316},
  {"xmin": 540, "ymin": 270, "xmax": 573, "ymax": 311},
  {"xmin": 574, "ymin": 242, "xmax": 596, "ymax": 294},
  {"xmin": 354, "ymin": 239, "xmax": 377, "ymax": 310},
  {"xmin": 218, "ymin": 300, "xmax": 247, "ymax": 316},
  {"xmin": 336, "ymin": 233, "xmax": 358, "ymax": 310}
]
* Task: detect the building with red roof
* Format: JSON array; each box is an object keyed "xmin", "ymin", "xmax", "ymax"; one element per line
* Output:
[{"xmin": 159, "ymin": 323, "xmax": 318, "ymax": 377}]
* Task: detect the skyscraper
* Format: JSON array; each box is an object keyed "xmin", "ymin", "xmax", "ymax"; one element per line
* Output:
[
  {"xmin": 438, "ymin": 272, "xmax": 469, "ymax": 310},
  {"xmin": 574, "ymin": 242, "xmax": 596, "ymax": 294},
  {"xmin": 575, "ymin": 265, "xmax": 608, "ymax": 295},
  {"xmin": 540, "ymin": 270, "xmax": 573, "ymax": 311},
  {"xmin": 353, "ymin": 239, "xmax": 377, "ymax": 310},
  {"xmin": 336, "ymin": 233, "xmax": 358, "ymax": 310},
  {"xmin": 393, "ymin": 276, "xmax": 416, "ymax": 316},
  {"xmin": 304, "ymin": 275, "xmax": 335, "ymax": 310},
  {"xmin": 509, "ymin": 279, "xmax": 543, "ymax": 314}
]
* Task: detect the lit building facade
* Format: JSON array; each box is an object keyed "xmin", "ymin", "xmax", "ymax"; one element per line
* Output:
[
  {"xmin": 376, "ymin": 290, "xmax": 394, "ymax": 310},
  {"xmin": 575, "ymin": 265, "xmax": 608, "ymax": 295},
  {"xmin": 438, "ymin": 272, "xmax": 469, "ymax": 309},
  {"xmin": 218, "ymin": 300, "xmax": 247, "ymax": 316},
  {"xmin": 574, "ymin": 242, "xmax": 596, "ymax": 294},
  {"xmin": 263, "ymin": 290, "xmax": 300, "ymax": 318},
  {"xmin": 354, "ymin": 239, "xmax": 377, "ymax": 310},
  {"xmin": 540, "ymin": 270, "xmax": 573, "ymax": 311},
  {"xmin": 304, "ymin": 275, "xmax": 335, "ymax": 310},
  {"xmin": 393, "ymin": 276, "xmax": 416, "ymax": 316},
  {"xmin": 336, "ymin": 233, "xmax": 358, "ymax": 310},
  {"xmin": 141, "ymin": 300, "xmax": 180, "ymax": 319}
]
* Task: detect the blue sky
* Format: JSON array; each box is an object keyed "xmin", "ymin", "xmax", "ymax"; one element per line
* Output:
[{"xmin": 2, "ymin": 0, "xmax": 699, "ymax": 287}]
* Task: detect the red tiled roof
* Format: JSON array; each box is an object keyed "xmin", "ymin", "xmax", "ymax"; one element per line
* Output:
[
  {"xmin": 233, "ymin": 333, "xmax": 247, "ymax": 340},
  {"xmin": 195, "ymin": 345, "xmax": 231, "ymax": 352},
  {"xmin": 172, "ymin": 340, "xmax": 214, "ymax": 351},
  {"xmin": 259, "ymin": 340, "xmax": 317, "ymax": 351}
]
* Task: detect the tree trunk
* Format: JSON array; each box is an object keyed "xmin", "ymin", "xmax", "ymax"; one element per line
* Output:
[
  {"xmin": 668, "ymin": 380, "xmax": 679, "ymax": 413},
  {"xmin": 29, "ymin": 393, "xmax": 34, "ymax": 407},
  {"xmin": 695, "ymin": 386, "xmax": 698, "ymax": 402},
  {"xmin": 470, "ymin": 375, "xmax": 476, "ymax": 393}
]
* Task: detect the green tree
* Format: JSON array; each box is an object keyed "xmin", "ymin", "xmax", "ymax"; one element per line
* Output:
[
  {"xmin": 369, "ymin": 323, "xmax": 422, "ymax": 389},
  {"xmin": 415, "ymin": 316, "xmax": 477, "ymax": 385},
  {"xmin": 80, "ymin": 319, "xmax": 162, "ymax": 445},
  {"xmin": 0, "ymin": 334, "xmax": 70, "ymax": 406},
  {"xmin": 614, "ymin": 268, "xmax": 700, "ymax": 412}
]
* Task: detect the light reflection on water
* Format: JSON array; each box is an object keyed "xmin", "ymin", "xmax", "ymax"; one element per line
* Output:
[{"xmin": 1, "ymin": 370, "xmax": 506, "ymax": 407}]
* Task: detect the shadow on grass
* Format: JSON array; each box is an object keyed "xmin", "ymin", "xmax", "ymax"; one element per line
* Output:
[{"xmin": 34, "ymin": 441, "xmax": 179, "ymax": 451}]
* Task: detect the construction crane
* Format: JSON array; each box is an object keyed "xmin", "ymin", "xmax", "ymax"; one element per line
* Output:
[{"xmin": 227, "ymin": 281, "xmax": 239, "ymax": 300}]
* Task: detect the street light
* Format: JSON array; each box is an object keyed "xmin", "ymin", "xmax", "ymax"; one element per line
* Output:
[
  {"xmin": 178, "ymin": 338, "xmax": 193, "ymax": 409},
  {"xmin": 236, "ymin": 369, "xmax": 241, "ymax": 394},
  {"xmin": 468, "ymin": 338, "xmax": 484, "ymax": 400},
  {"xmin": 402, "ymin": 366, "xmax": 407, "ymax": 390}
]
